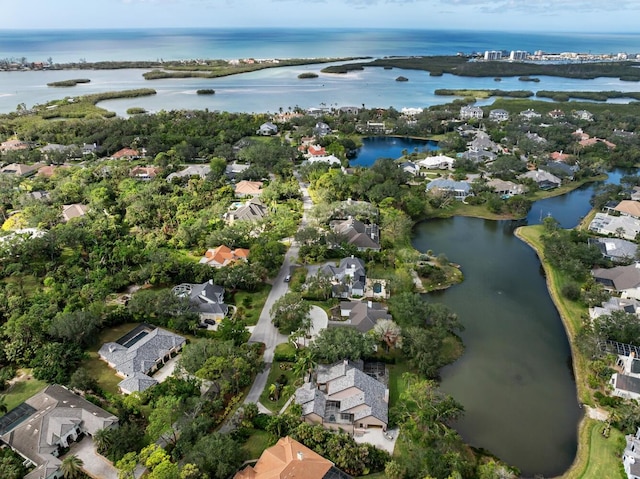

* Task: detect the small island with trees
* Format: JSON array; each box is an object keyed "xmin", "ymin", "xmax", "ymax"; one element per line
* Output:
[{"xmin": 46, "ymin": 78, "xmax": 91, "ymax": 87}]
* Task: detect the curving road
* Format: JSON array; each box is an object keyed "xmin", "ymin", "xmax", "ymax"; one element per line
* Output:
[{"xmin": 243, "ymin": 176, "xmax": 313, "ymax": 408}]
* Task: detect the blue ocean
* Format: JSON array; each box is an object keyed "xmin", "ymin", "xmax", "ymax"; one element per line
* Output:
[
  {"xmin": 1, "ymin": 28, "xmax": 639, "ymax": 115},
  {"xmin": 1, "ymin": 28, "xmax": 639, "ymax": 62}
]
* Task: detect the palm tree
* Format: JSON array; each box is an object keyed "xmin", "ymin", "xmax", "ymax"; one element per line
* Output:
[
  {"xmin": 60, "ymin": 454, "xmax": 84, "ymax": 479},
  {"xmin": 0, "ymin": 395, "xmax": 8, "ymax": 415},
  {"xmin": 93, "ymin": 428, "xmax": 112, "ymax": 455},
  {"xmin": 293, "ymin": 349, "xmax": 316, "ymax": 384}
]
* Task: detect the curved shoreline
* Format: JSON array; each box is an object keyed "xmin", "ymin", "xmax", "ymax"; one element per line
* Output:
[{"xmin": 513, "ymin": 225, "xmax": 592, "ymax": 479}]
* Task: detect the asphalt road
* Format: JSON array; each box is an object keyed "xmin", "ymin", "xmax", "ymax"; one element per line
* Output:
[{"xmin": 243, "ymin": 177, "xmax": 313, "ymax": 406}]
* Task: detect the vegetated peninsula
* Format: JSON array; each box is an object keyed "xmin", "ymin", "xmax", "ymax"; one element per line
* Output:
[
  {"xmin": 321, "ymin": 55, "xmax": 640, "ymax": 81},
  {"xmin": 47, "ymin": 78, "xmax": 91, "ymax": 87}
]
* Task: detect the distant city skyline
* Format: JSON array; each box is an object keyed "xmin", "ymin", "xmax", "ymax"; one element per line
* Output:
[{"xmin": 3, "ymin": 0, "xmax": 640, "ymax": 33}]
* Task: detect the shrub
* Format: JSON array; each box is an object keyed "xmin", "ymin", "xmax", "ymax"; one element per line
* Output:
[
  {"xmin": 562, "ymin": 283, "xmax": 581, "ymax": 301},
  {"xmin": 273, "ymin": 343, "xmax": 297, "ymax": 362}
]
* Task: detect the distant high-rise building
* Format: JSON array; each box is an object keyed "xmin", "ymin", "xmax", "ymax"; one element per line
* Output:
[
  {"xmin": 509, "ymin": 50, "xmax": 528, "ymax": 61},
  {"xmin": 484, "ymin": 50, "xmax": 502, "ymax": 61}
]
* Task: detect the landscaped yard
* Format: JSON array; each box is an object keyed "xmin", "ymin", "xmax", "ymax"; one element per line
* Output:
[
  {"xmin": 387, "ymin": 361, "xmax": 414, "ymax": 408},
  {"xmin": 241, "ymin": 428, "xmax": 273, "ymax": 460},
  {"xmin": 258, "ymin": 360, "xmax": 299, "ymax": 413},
  {"xmin": 232, "ymin": 285, "xmax": 271, "ymax": 326},
  {"xmin": 4, "ymin": 370, "xmax": 47, "ymax": 411}
]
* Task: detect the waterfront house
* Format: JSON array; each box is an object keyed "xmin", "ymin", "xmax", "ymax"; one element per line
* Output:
[
  {"xmin": 234, "ymin": 436, "xmax": 352, "ymax": 479},
  {"xmin": 486, "ymin": 178, "xmax": 527, "ymax": 196},
  {"xmin": 99, "ymin": 324, "xmax": 185, "ymax": 394},
  {"xmin": 589, "ymin": 237, "xmax": 638, "ymax": 263},
  {"xmin": 330, "ymin": 300, "xmax": 392, "ymax": 334},
  {"xmin": 589, "ymin": 297, "xmax": 640, "ymax": 322},
  {"xmin": 295, "ymin": 359, "xmax": 389, "ymax": 435},
  {"xmin": 623, "ymin": 427, "xmax": 640, "ymax": 479},
  {"xmin": 589, "ymin": 213, "xmax": 640, "ymax": 241},
  {"xmin": 418, "ymin": 155, "xmax": 455, "ymax": 170},
  {"xmin": 614, "ymin": 200, "xmax": 640, "ymax": 219},
  {"xmin": 399, "ymin": 160, "xmax": 420, "ymax": 176},
  {"xmin": 0, "ymin": 385, "xmax": 118, "ymax": 479},
  {"xmin": 518, "ymin": 169, "xmax": 562, "ymax": 190},
  {"xmin": 426, "ymin": 179, "xmax": 473, "ymax": 200},
  {"xmin": 592, "ymin": 264, "xmax": 640, "ymax": 300},
  {"xmin": 307, "ymin": 154, "xmax": 342, "ymax": 166},
  {"xmin": 611, "ymin": 352, "xmax": 640, "ymax": 401}
]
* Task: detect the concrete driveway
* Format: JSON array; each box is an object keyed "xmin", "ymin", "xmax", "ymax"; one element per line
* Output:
[
  {"xmin": 151, "ymin": 354, "xmax": 180, "ymax": 383},
  {"xmin": 308, "ymin": 305, "xmax": 328, "ymax": 340},
  {"xmin": 67, "ymin": 436, "xmax": 118, "ymax": 479}
]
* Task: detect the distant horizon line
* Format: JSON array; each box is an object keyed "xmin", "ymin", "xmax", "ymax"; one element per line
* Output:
[{"xmin": 0, "ymin": 26, "xmax": 638, "ymax": 35}]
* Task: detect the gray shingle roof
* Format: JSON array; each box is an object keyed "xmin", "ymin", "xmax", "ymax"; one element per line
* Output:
[
  {"xmin": 592, "ymin": 264, "xmax": 640, "ymax": 291},
  {"xmin": 615, "ymin": 373, "xmax": 640, "ymax": 394}
]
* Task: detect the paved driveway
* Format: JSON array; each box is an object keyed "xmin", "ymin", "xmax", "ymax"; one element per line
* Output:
[
  {"xmin": 152, "ymin": 354, "xmax": 180, "ymax": 382},
  {"xmin": 308, "ymin": 305, "xmax": 328, "ymax": 340},
  {"xmin": 68, "ymin": 436, "xmax": 118, "ymax": 479}
]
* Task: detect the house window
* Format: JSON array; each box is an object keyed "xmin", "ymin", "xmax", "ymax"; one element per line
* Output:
[{"xmin": 340, "ymin": 413, "xmax": 353, "ymax": 421}]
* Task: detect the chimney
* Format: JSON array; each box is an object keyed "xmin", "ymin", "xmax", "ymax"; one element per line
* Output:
[
  {"xmin": 368, "ymin": 301, "xmax": 373, "ymax": 308},
  {"xmin": 297, "ymin": 451, "xmax": 304, "ymax": 461},
  {"xmin": 627, "ymin": 352, "xmax": 636, "ymax": 373},
  {"xmin": 383, "ymin": 389, "xmax": 389, "ymax": 403}
]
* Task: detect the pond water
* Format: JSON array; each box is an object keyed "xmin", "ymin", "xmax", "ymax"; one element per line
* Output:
[
  {"xmin": 350, "ymin": 136, "xmax": 439, "ymax": 167},
  {"xmin": 411, "ymin": 169, "xmax": 628, "ymax": 477}
]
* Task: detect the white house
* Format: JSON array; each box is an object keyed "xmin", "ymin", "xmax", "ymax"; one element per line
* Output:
[
  {"xmin": 418, "ymin": 155, "xmax": 456, "ymax": 170},
  {"xmin": 460, "ymin": 106, "xmax": 484, "ymax": 120},
  {"xmin": 623, "ymin": 427, "xmax": 640, "ymax": 479},
  {"xmin": 611, "ymin": 352, "xmax": 640, "ymax": 401}
]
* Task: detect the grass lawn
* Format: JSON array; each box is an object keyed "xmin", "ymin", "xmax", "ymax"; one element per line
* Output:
[
  {"xmin": 387, "ymin": 360, "xmax": 414, "ymax": 408},
  {"xmin": 241, "ymin": 429, "xmax": 273, "ymax": 460},
  {"xmin": 258, "ymin": 361, "xmax": 299, "ymax": 413},
  {"xmin": 233, "ymin": 285, "xmax": 271, "ymax": 326},
  {"xmin": 561, "ymin": 419, "xmax": 625, "ymax": 479},
  {"xmin": 4, "ymin": 370, "xmax": 47, "ymax": 411}
]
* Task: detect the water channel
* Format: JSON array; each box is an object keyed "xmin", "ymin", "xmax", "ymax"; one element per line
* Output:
[{"xmin": 411, "ymin": 169, "xmax": 627, "ymax": 477}]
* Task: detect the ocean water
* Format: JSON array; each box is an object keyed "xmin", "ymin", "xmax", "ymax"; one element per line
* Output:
[{"xmin": 1, "ymin": 28, "xmax": 639, "ymax": 63}]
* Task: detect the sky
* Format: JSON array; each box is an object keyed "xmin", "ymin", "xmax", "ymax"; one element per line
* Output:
[{"xmin": 2, "ymin": 0, "xmax": 640, "ymax": 32}]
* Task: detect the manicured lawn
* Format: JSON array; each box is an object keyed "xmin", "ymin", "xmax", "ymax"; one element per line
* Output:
[
  {"xmin": 258, "ymin": 361, "xmax": 298, "ymax": 413},
  {"xmin": 241, "ymin": 429, "xmax": 273, "ymax": 460},
  {"xmin": 561, "ymin": 419, "xmax": 625, "ymax": 479},
  {"xmin": 232, "ymin": 285, "xmax": 271, "ymax": 326},
  {"xmin": 387, "ymin": 360, "xmax": 414, "ymax": 408},
  {"xmin": 4, "ymin": 370, "xmax": 47, "ymax": 411}
]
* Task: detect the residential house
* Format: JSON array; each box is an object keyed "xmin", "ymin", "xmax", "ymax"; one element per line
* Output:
[
  {"xmin": 631, "ymin": 187, "xmax": 640, "ymax": 202},
  {"xmin": 314, "ymin": 122, "xmax": 332, "ymax": 137},
  {"xmin": 489, "ymin": 109, "xmax": 509, "ymax": 121},
  {"xmin": 364, "ymin": 121, "xmax": 386, "ymax": 134},
  {"xmin": 331, "ymin": 218, "xmax": 380, "ymax": 251},
  {"xmin": 234, "ymin": 436, "xmax": 352, "ymax": 479},
  {"xmin": 550, "ymin": 151, "xmax": 572, "ymax": 162},
  {"xmin": 61, "ymin": 204, "xmax": 89, "ymax": 222},
  {"xmin": 0, "ymin": 385, "xmax": 118, "ymax": 479},
  {"xmin": 459, "ymin": 149, "xmax": 496, "ymax": 164},
  {"xmin": 307, "ymin": 144, "xmax": 327, "ymax": 157},
  {"xmin": 256, "ymin": 122, "xmax": 278, "ymax": 136},
  {"xmin": 110, "ymin": 147, "xmax": 143, "ymax": 160},
  {"xmin": 418, "ymin": 155, "xmax": 455, "ymax": 170},
  {"xmin": 295, "ymin": 360, "xmax": 389, "ymax": 435},
  {"xmin": 330, "ymin": 300, "xmax": 392, "ymax": 333},
  {"xmin": 589, "ymin": 213, "xmax": 640, "ymax": 241},
  {"xmin": 611, "ymin": 352, "xmax": 640, "ymax": 401},
  {"xmin": 37, "ymin": 164, "xmax": 70, "ymax": 178},
  {"xmin": 468, "ymin": 131, "xmax": 499, "ymax": 153},
  {"xmin": 39, "ymin": 143, "xmax": 77, "ymax": 161},
  {"xmin": 225, "ymin": 161, "xmax": 250, "ymax": 180},
  {"xmin": 173, "ymin": 280, "xmax": 229, "ymax": 325},
  {"xmin": 166, "ymin": 165, "xmax": 211, "ymax": 181},
  {"xmin": 614, "ymin": 201, "xmax": 640, "ymax": 219},
  {"xmin": 573, "ymin": 110, "xmax": 594, "ymax": 121},
  {"xmin": 225, "ymin": 198, "xmax": 269, "ymax": 224},
  {"xmin": 130, "ymin": 166, "xmax": 160, "ymax": 181},
  {"xmin": 542, "ymin": 161, "xmax": 578, "ymax": 180},
  {"xmin": 98, "ymin": 324, "xmax": 185, "ymax": 394},
  {"xmin": 28, "ymin": 190, "xmax": 51, "ymax": 201},
  {"xmin": 426, "ymin": 179, "xmax": 473, "ymax": 200},
  {"xmin": 623, "ymin": 427, "xmax": 640, "ymax": 479},
  {"xmin": 81, "ymin": 142, "xmax": 99, "ymax": 156},
  {"xmin": 486, "ymin": 179, "xmax": 527, "ymax": 196},
  {"xmin": 589, "ymin": 296, "xmax": 640, "ymax": 322},
  {"xmin": 307, "ymin": 155, "xmax": 342, "ymax": 166},
  {"xmin": 519, "ymin": 169, "xmax": 562, "ymax": 190},
  {"xmin": 234, "ymin": 180, "xmax": 263, "ymax": 197},
  {"xmin": 520, "ymin": 109, "xmax": 542, "ymax": 120},
  {"xmin": 339, "ymin": 106, "xmax": 360, "ymax": 115},
  {"xmin": 525, "ymin": 132, "xmax": 548, "ymax": 144},
  {"xmin": 460, "ymin": 106, "xmax": 483, "ymax": 120},
  {"xmin": 0, "ymin": 163, "xmax": 39, "ymax": 177},
  {"xmin": 548, "ymin": 109, "xmax": 565, "ymax": 119},
  {"xmin": 589, "ymin": 237, "xmax": 638, "ymax": 263},
  {"xmin": 0, "ymin": 139, "xmax": 29, "ymax": 153},
  {"xmin": 592, "ymin": 263, "xmax": 640, "ymax": 300},
  {"xmin": 399, "ymin": 161, "xmax": 420, "ymax": 176},
  {"xmin": 321, "ymin": 256, "xmax": 367, "ymax": 298},
  {"xmin": 200, "ymin": 245, "xmax": 250, "ymax": 268}
]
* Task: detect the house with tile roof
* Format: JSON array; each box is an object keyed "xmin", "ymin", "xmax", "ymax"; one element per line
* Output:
[
  {"xmin": 234, "ymin": 180, "xmax": 263, "ymax": 197},
  {"xmin": 172, "ymin": 280, "xmax": 229, "ymax": 325},
  {"xmin": 592, "ymin": 264, "xmax": 640, "ymax": 300},
  {"xmin": 130, "ymin": 166, "xmax": 160, "ymax": 181},
  {"xmin": 0, "ymin": 139, "xmax": 29, "ymax": 153},
  {"xmin": 98, "ymin": 324, "xmax": 185, "ymax": 394},
  {"xmin": 295, "ymin": 360, "xmax": 389, "ymax": 435},
  {"xmin": 623, "ymin": 427, "xmax": 640, "ymax": 479},
  {"xmin": 110, "ymin": 147, "xmax": 143, "ymax": 160},
  {"xmin": 235, "ymin": 436, "xmax": 352, "ymax": 479},
  {"xmin": 307, "ymin": 144, "xmax": 327, "ymax": 157},
  {"xmin": 0, "ymin": 384, "xmax": 118, "ymax": 479},
  {"xmin": 0, "ymin": 163, "xmax": 39, "ymax": 177},
  {"xmin": 615, "ymin": 201, "xmax": 640, "ymax": 219},
  {"xmin": 331, "ymin": 218, "xmax": 380, "ymax": 251},
  {"xmin": 200, "ymin": 245, "xmax": 250, "ymax": 268},
  {"xmin": 37, "ymin": 164, "xmax": 70, "ymax": 178}
]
